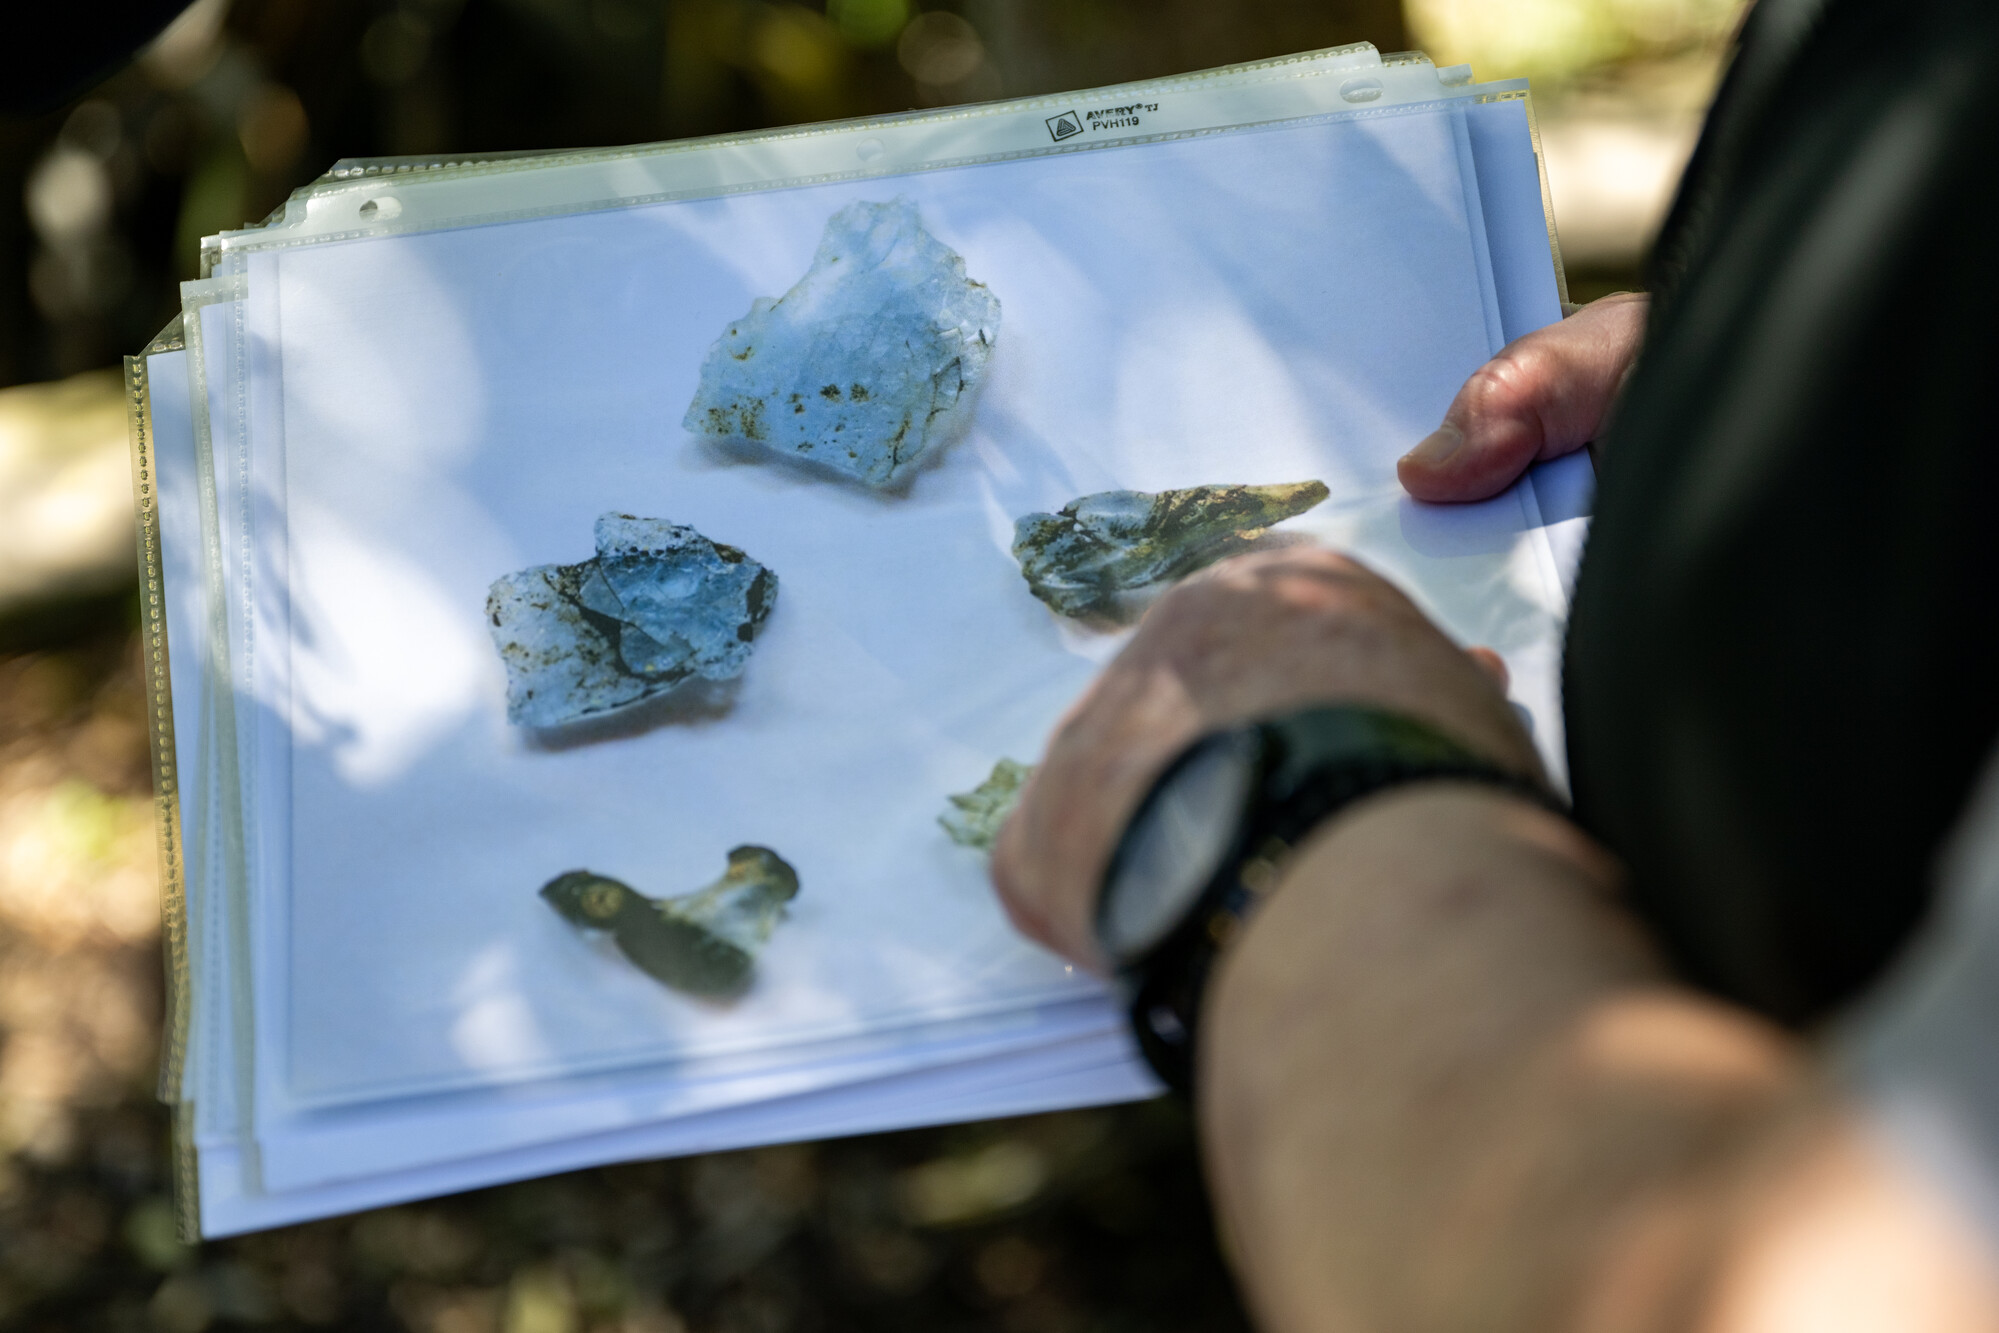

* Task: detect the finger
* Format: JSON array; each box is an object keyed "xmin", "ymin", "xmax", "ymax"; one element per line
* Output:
[
  {"xmin": 991, "ymin": 769, "xmax": 1101, "ymax": 969},
  {"xmin": 1466, "ymin": 646, "xmax": 1509, "ymax": 691},
  {"xmin": 989, "ymin": 776, "xmax": 1114, "ymax": 975},
  {"xmin": 1399, "ymin": 292, "xmax": 1649, "ymax": 504},
  {"xmin": 989, "ymin": 807, "xmax": 1058, "ymax": 952},
  {"xmin": 988, "ymin": 775, "xmax": 1037, "ymax": 924},
  {"xmin": 989, "ymin": 664, "xmax": 1198, "ymax": 972}
]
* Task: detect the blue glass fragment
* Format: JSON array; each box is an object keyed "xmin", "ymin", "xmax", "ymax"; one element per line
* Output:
[
  {"xmin": 683, "ymin": 198, "xmax": 1001, "ymax": 488},
  {"xmin": 487, "ymin": 513, "xmax": 776, "ymax": 728}
]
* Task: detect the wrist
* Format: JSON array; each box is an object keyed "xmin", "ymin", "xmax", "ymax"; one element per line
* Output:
[
  {"xmin": 1098, "ymin": 707, "xmax": 1557, "ymax": 1092},
  {"xmin": 1198, "ymin": 782, "xmax": 1608, "ymax": 1110}
]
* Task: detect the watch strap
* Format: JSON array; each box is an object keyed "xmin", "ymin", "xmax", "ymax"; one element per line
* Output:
[{"xmin": 1114, "ymin": 705, "xmax": 1561, "ymax": 1094}]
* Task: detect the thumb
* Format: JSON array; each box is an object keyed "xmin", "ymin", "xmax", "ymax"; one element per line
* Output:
[
  {"xmin": 1399, "ymin": 292, "xmax": 1649, "ymax": 504},
  {"xmin": 1466, "ymin": 646, "xmax": 1510, "ymax": 692}
]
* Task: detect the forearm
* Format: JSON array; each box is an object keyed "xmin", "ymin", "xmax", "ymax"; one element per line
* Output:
[
  {"xmin": 989, "ymin": 541, "xmax": 1999, "ymax": 1328},
  {"xmin": 1198, "ymin": 786, "xmax": 1806, "ymax": 1333}
]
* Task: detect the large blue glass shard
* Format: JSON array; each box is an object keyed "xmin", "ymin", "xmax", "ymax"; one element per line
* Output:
[{"xmin": 683, "ymin": 198, "xmax": 1001, "ymax": 488}]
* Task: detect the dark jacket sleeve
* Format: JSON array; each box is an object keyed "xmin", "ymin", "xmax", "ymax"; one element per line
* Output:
[{"xmin": 1563, "ymin": 0, "xmax": 1999, "ymax": 1023}]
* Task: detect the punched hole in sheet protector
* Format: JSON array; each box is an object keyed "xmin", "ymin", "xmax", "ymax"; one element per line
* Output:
[
  {"xmin": 857, "ymin": 138, "xmax": 885, "ymax": 163},
  {"xmin": 1339, "ymin": 78, "xmax": 1384, "ymax": 104},
  {"xmin": 358, "ymin": 195, "xmax": 404, "ymax": 220}
]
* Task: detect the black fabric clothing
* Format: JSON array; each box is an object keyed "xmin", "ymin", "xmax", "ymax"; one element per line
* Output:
[{"xmin": 1564, "ymin": 0, "xmax": 1999, "ymax": 1024}]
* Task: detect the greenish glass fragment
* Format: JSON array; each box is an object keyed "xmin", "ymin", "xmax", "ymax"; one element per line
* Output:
[
  {"xmin": 1011, "ymin": 480, "xmax": 1330, "ymax": 621},
  {"xmin": 939, "ymin": 758, "xmax": 1034, "ymax": 852},
  {"xmin": 540, "ymin": 846, "xmax": 800, "ymax": 998}
]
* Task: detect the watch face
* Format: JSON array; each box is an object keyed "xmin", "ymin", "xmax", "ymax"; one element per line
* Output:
[{"xmin": 1099, "ymin": 728, "xmax": 1259, "ymax": 963}]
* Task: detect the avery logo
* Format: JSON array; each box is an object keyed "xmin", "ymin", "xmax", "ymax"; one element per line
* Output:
[{"xmin": 1045, "ymin": 111, "xmax": 1082, "ymax": 142}]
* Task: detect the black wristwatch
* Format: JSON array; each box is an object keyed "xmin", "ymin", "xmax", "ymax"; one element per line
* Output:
[{"xmin": 1095, "ymin": 704, "xmax": 1561, "ymax": 1093}]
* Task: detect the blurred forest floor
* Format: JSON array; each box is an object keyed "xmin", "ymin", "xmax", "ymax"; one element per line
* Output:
[{"xmin": 0, "ymin": 1, "xmax": 1748, "ymax": 1329}]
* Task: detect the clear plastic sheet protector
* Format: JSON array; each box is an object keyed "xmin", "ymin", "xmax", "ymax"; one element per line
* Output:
[
  {"xmin": 132, "ymin": 44, "xmax": 1588, "ymax": 1237},
  {"xmin": 158, "ymin": 297, "xmax": 1149, "ymax": 1233}
]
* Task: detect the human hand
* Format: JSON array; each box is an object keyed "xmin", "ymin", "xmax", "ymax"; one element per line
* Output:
[
  {"xmin": 989, "ymin": 547, "xmax": 1544, "ymax": 971},
  {"xmin": 1398, "ymin": 291, "xmax": 1650, "ymax": 503}
]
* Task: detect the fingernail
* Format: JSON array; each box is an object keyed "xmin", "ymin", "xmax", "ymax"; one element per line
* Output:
[{"xmin": 1403, "ymin": 423, "xmax": 1464, "ymax": 467}]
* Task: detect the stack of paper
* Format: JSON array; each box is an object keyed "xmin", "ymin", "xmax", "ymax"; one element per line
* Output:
[{"xmin": 126, "ymin": 42, "xmax": 1590, "ymax": 1238}]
